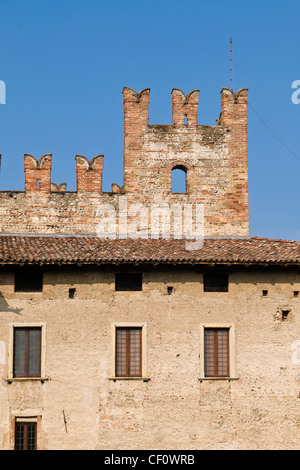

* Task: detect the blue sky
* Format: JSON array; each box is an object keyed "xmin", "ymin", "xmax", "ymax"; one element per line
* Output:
[{"xmin": 0, "ymin": 0, "xmax": 299, "ymax": 240}]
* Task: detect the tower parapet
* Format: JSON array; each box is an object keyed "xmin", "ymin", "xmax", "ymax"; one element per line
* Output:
[
  {"xmin": 0, "ymin": 86, "xmax": 249, "ymax": 237},
  {"xmin": 75, "ymin": 155, "xmax": 104, "ymax": 193},
  {"xmin": 24, "ymin": 154, "xmax": 52, "ymax": 193},
  {"xmin": 171, "ymin": 88, "xmax": 199, "ymax": 127}
]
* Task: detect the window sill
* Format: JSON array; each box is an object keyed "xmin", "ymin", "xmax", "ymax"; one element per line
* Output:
[
  {"xmin": 198, "ymin": 377, "xmax": 239, "ymax": 382},
  {"xmin": 14, "ymin": 291, "xmax": 43, "ymax": 294},
  {"xmin": 203, "ymin": 291, "xmax": 229, "ymax": 294},
  {"xmin": 108, "ymin": 377, "xmax": 150, "ymax": 382},
  {"xmin": 114, "ymin": 291, "xmax": 143, "ymax": 293},
  {"xmin": 5, "ymin": 377, "xmax": 49, "ymax": 384}
]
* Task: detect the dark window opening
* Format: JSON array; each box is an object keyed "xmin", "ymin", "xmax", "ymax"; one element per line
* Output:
[
  {"xmin": 262, "ymin": 290, "xmax": 268, "ymax": 297},
  {"xmin": 15, "ymin": 269, "xmax": 43, "ymax": 292},
  {"xmin": 69, "ymin": 288, "xmax": 76, "ymax": 299},
  {"xmin": 204, "ymin": 328, "xmax": 229, "ymax": 377},
  {"xmin": 281, "ymin": 310, "xmax": 290, "ymax": 322},
  {"xmin": 115, "ymin": 327, "xmax": 142, "ymax": 377},
  {"xmin": 204, "ymin": 274, "xmax": 228, "ymax": 292},
  {"xmin": 115, "ymin": 273, "xmax": 142, "ymax": 291},
  {"xmin": 167, "ymin": 286, "xmax": 173, "ymax": 295},
  {"xmin": 293, "ymin": 291, "xmax": 299, "ymax": 297},
  {"xmin": 13, "ymin": 327, "xmax": 41, "ymax": 378},
  {"xmin": 15, "ymin": 421, "xmax": 37, "ymax": 450},
  {"xmin": 172, "ymin": 165, "xmax": 187, "ymax": 193}
]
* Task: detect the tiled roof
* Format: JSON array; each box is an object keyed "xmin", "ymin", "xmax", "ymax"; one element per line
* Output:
[{"xmin": 0, "ymin": 235, "xmax": 299, "ymax": 265}]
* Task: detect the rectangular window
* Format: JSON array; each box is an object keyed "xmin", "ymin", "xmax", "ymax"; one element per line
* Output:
[
  {"xmin": 15, "ymin": 420, "xmax": 37, "ymax": 450},
  {"xmin": 116, "ymin": 327, "xmax": 142, "ymax": 377},
  {"xmin": 203, "ymin": 274, "xmax": 228, "ymax": 292},
  {"xmin": 110, "ymin": 322, "xmax": 148, "ymax": 380},
  {"xmin": 15, "ymin": 269, "xmax": 43, "ymax": 292},
  {"xmin": 204, "ymin": 328, "xmax": 229, "ymax": 377},
  {"xmin": 115, "ymin": 273, "xmax": 142, "ymax": 291},
  {"xmin": 13, "ymin": 327, "xmax": 41, "ymax": 378}
]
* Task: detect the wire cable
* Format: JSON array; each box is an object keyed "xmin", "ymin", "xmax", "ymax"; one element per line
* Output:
[{"xmin": 248, "ymin": 101, "xmax": 300, "ymax": 163}]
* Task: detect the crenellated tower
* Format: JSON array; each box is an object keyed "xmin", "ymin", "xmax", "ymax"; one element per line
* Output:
[
  {"xmin": 121, "ymin": 86, "xmax": 249, "ymax": 236},
  {"xmin": 0, "ymin": 86, "xmax": 249, "ymax": 237}
]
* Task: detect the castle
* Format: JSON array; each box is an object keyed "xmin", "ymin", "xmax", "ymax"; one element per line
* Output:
[
  {"xmin": 0, "ymin": 86, "xmax": 299, "ymax": 450},
  {"xmin": 0, "ymin": 86, "xmax": 248, "ymax": 237}
]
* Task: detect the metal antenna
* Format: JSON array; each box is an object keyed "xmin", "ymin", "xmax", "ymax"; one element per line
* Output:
[{"xmin": 230, "ymin": 36, "xmax": 233, "ymax": 91}]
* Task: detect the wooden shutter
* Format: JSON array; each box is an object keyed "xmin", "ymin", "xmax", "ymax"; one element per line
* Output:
[
  {"xmin": 116, "ymin": 327, "xmax": 142, "ymax": 377},
  {"xmin": 13, "ymin": 328, "xmax": 41, "ymax": 378},
  {"xmin": 204, "ymin": 328, "xmax": 229, "ymax": 377}
]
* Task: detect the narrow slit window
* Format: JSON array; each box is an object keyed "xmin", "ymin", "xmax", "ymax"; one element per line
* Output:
[
  {"xmin": 115, "ymin": 327, "xmax": 142, "ymax": 377},
  {"xmin": 172, "ymin": 166, "xmax": 187, "ymax": 193}
]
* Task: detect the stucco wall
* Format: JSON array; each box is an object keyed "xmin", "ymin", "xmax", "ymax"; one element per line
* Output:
[{"xmin": 0, "ymin": 266, "xmax": 299, "ymax": 450}]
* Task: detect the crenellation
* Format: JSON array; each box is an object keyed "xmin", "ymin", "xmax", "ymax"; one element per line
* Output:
[
  {"xmin": 75, "ymin": 154, "xmax": 104, "ymax": 193},
  {"xmin": 51, "ymin": 182, "xmax": 67, "ymax": 192},
  {"xmin": 0, "ymin": 86, "xmax": 249, "ymax": 237},
  {"xmin": 171, "ymin": 88, "xmax": 199, "ymax": 128},
  {"xmin": 24, "ymin": 153, "xmax": 52, "ymax": 194}
]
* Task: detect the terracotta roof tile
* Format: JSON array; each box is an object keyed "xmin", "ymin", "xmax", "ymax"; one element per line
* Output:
[{"xmin": 0, "ymin": 235, "xmax": 299, "ymax": 265}]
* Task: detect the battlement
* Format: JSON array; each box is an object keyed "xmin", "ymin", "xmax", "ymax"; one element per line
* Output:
[
  {"xmin": 171, "ymin": 88, "xmax": 199, "ymax": 127},
  {"xmin": 0, "ymin": 86, "xmax": 249, "ymax": 238},
  {"xmin": 24, "ymin": 153, "xmax": 52, "ymax": 193},
  {"xmin": 75, "ymin": 154, "xmax": 104, "ymax": 193},
  {"xmin": 17, "ymin": 86, "xmax": 248, "ymax": 196}
]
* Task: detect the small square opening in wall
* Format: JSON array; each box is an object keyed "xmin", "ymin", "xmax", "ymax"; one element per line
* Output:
[
  {"xmin": 281, "ymin": 310, "xmax": 290, "ymax": 322},
  {"xmin": 293, "ymin": 291, "xmax": 299, "ymax": 297},
  {"xmin": 167, "ymin": 286, "xmax": 173, "ymax": 295},
  {"xmin": 262, "ymin": 290, "xmax": 268, "ymax": 297},
  {"xmin": 68, "ymin": 288, "xmax": 76, "ymax": 299}
]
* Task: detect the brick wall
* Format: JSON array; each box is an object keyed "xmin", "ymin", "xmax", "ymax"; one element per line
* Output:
[{"xmin": 0, "ymin": 86, "xmax": 249, "ymax": 237}]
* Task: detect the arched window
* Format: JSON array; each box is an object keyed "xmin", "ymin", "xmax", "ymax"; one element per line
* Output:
[{"xmin": 171, "ymin": 165, "xmax": 187, "ymax": 193}]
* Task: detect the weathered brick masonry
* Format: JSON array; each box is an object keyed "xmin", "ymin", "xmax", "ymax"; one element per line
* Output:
[{"xmin": 0, "ymin": 87, "xmax": 248, "ymax": 237}]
